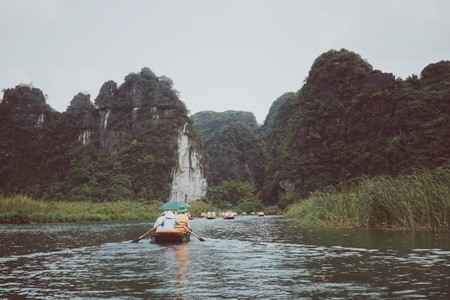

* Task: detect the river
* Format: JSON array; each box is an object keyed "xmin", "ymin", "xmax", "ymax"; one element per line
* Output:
[{"xmin": 1, "ymin": 216, "xmax": 449, "ymax": 299}]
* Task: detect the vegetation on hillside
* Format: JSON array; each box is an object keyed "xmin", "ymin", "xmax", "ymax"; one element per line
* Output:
[
  {"xmin": 205, "ymin": 123, "xmax": 267, "ymax": 189},
  {"xmin": 0, "ymin": 67, "xmax": 194, "ymax": 202},
  {"xmin": 263, "ymin": 49, "xmax": 450, "ymax": 206},
  {"xmin": 191, "ymin": 110, "xmax": 259, "ymax": 143}
]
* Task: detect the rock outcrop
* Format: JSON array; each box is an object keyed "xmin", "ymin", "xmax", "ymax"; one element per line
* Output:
[{"xmin": 0, "ymin": 68, "xmax": 208, "ymax": 201}]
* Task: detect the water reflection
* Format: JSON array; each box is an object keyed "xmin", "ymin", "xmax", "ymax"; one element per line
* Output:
[{"xmin": 1, "ymin": 217, "xmax": 449, "ymax": 299}]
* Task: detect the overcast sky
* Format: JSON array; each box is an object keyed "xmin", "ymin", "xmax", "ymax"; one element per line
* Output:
[{"xmin": 1, "ymin": 0, "xmax": 449, "ymax": 123}]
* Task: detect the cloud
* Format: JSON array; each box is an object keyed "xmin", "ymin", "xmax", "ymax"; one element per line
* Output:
[{"xmin": 0, "ymin": 0, "xmax": 65, "ymax": 26}]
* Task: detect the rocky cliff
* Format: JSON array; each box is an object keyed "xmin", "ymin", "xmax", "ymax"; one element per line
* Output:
[
  {"xmin": 169, "ymin": 123, "xmax": 208, "ymax": 202},
  {"xmin": 0, "ymin": 68, "xmax": 207, "ymax": 202}
]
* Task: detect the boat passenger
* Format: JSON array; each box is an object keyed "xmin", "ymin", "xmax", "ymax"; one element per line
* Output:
[
  {"xmin": 153, "ymin": 211, "xmax": 167, "ymax": 231},
  {"xmin": 175, "ymin": 207, "xmax": 190, "ymax": 233},
  {"xmin": 155, "ymin": 211, "xmax": 177, "ymax": 231}
]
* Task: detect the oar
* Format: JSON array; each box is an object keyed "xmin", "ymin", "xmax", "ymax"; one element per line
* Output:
[
  {"xmin": 179, "ymin": 223, "xmax": 205, "ymax": 242},
  {"xmin": 131, "ymin": 227, "xmax": 156, "ymax": 243}
]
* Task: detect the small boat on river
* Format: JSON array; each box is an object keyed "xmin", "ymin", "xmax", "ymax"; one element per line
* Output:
[
  {"xmin": 150, "ymin": 230, "xmax": 190, "ymax": 243},
  {"xmin": 205, "ymin": 211, "xmax": 217, "ymax": 219},
  {"xmin": 223, "ymin": 211, "xmax": 237, "ymax": 219},
  {"xmin": 256, "ymin": 211, "xmax": 265, "ymax": 217}
]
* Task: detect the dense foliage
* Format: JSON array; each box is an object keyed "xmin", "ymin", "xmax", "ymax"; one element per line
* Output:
[
  {"xmin": 258, "ymin": 92, "xmax": 294, "ymax": 142},
  {"xmin": 205, "ymin": 180, "xmax": 263, "ymax": 212},
  {"xmin": 0, "ymin": 68, "xmax": 195, "ymax": 202},
  {"xmin": 191, "ymin": 110, "xmax": 259, "ymax": 143},
  {"xmin": 205, "ymin": 122, "xmax": 267, "ymax": 189},
  {"xmin": 263, "ymin": 49, "xmax": 450, "ymax": 204},
  {"xmin": 191, "ymin": 110, "xmax": 267, "ymax": 197}
]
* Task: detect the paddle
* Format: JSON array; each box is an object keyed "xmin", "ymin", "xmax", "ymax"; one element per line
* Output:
[
  {"xmin": 178, "ymin": 223, "xmax": 205, "ymax": 242},
  {"xmin": 131, "ymin": 227, "xmax": 157, "ymax": 243}
]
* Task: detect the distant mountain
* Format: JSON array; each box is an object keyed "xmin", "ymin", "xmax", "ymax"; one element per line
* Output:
[
  {"xmin": 190, "ymin": 110, "xmax": 266, "ymax": 190},
  {"xmin": 190, "ymin": 110, "xmax": 258, "ymax": 143},
  {"xmin": 0, "ymin": 68, "xmax": 207, "ymax": 202},
  {"xmin": 205, "ymin": 122, "xmax": 267, "ymax": 190}
]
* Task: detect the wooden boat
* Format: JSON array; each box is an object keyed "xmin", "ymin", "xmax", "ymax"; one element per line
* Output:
[{"xmin": 150, "ymin": 230, "xmax": 190, "ymax": 243}]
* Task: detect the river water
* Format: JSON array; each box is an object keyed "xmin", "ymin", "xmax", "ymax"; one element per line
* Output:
[{"xmin": 1, "ymin": 216, "xmax": 449, "ymax": 299}]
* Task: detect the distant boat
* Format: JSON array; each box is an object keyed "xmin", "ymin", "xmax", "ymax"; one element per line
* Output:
[
  {"xmin": 256, "ymin": 211, "xmax": 265, "ymax": 217},
  {"xmin": 206, "ymin": 212, "xmax": 217, "ymax": 219},
  {"xmin": 223, "ymin": 211, "xmax": 236, "ymax": 219}
]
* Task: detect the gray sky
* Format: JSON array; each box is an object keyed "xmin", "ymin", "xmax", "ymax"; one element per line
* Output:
[{"xmin": 1, "ymin": 0, "xmax": 449, "ymax": 123}]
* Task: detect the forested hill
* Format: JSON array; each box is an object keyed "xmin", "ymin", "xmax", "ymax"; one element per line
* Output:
[
  {"xmin": 0, "ymin": 67, "xmax": 204, "ymax": 202},
  {"xmin": 190, "ymin": 110, "xmax": 259, "ymax": 143},
  {"xmin": 190, "ymin": 110, "xmax": 266, "ymax": 191},
  {"xmin": 263, "ymin": 49, "xmax": 450, "ymax": 204}
]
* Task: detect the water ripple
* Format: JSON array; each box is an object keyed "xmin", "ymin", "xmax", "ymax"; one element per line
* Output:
[{"xmin": 1, "ymin": 217, "xmax": 449, "ymax": 299}]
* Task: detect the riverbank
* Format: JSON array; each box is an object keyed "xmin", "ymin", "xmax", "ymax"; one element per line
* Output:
[
  {"xmin": 0, "ymin": 195, "xmax": 162, "ymax": 223},
  {"xmin": 0, "ymin": 196, "xmax": 280, "ymax": 224},
  {"xmin": 285, "ymin": 168, "xmax": 450, "ymax": 231}
]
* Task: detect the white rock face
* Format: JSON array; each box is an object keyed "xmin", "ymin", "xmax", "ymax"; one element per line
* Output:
[
  {"xmin": 79, "ymin": 130, "xmax": 92, "ymax": 145},
  {"xmin": 36, "ymin": 113, "xmax": 44, "ymax": 127},
  {"xmin": 169, "ymin": 123, "xmax": 207, "ymax": 203},
  {"xmin": 101, "ymin": 109, "xmax": 111, "ymax": 130}
]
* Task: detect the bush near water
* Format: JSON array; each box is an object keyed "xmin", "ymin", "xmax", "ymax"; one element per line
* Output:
[{"xmin": 285, "ymin": 168, "xmax": 450, "ymax": 231}]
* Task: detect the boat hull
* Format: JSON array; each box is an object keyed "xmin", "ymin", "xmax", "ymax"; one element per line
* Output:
[{"xmin": 150, "ymin": 230, "xmax": 190, "ymax": 243}]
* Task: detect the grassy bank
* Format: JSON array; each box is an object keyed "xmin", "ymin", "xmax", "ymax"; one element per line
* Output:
[
  {"xmin": 285, "ymin": 168, "xmax": 450, "ymax": 231},
  {"xmin": 0, "ymin": 195, "xmax": 162, "ymax": 223}
]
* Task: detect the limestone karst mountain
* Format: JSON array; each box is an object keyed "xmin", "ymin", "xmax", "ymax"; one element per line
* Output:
[{"xmin": 0, "ymin": 68, "xmax": 207, "ymax": 202}]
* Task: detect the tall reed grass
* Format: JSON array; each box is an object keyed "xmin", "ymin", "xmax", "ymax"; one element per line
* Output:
[
  {"xmin": 0, "ymin": 195, "xmax": 162, "ymax": 223},
  {"xmin": 285, "ymin": 168, "xmax": 450, "ymax": 231}
]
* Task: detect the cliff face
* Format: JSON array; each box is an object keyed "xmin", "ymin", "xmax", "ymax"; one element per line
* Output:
[
  {"xmin": 0, "ymin": 68, "xmax": 208, "ymax": 202},
  {"xmin": 169, "ymin": 123, "xmax": 208, "ymax": 202},
  {"xmin": 0, "ymin": 85, "xmax": 57, "ymax": 193}
]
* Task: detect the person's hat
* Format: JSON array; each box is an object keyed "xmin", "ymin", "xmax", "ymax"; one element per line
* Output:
[
  {"xmin": 177, "ymin": 207, "xmax": 188, "ymax": 213},
  {"xmin": 164, "ymin": 211, "xmax": 176, "ymax": 219}
]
